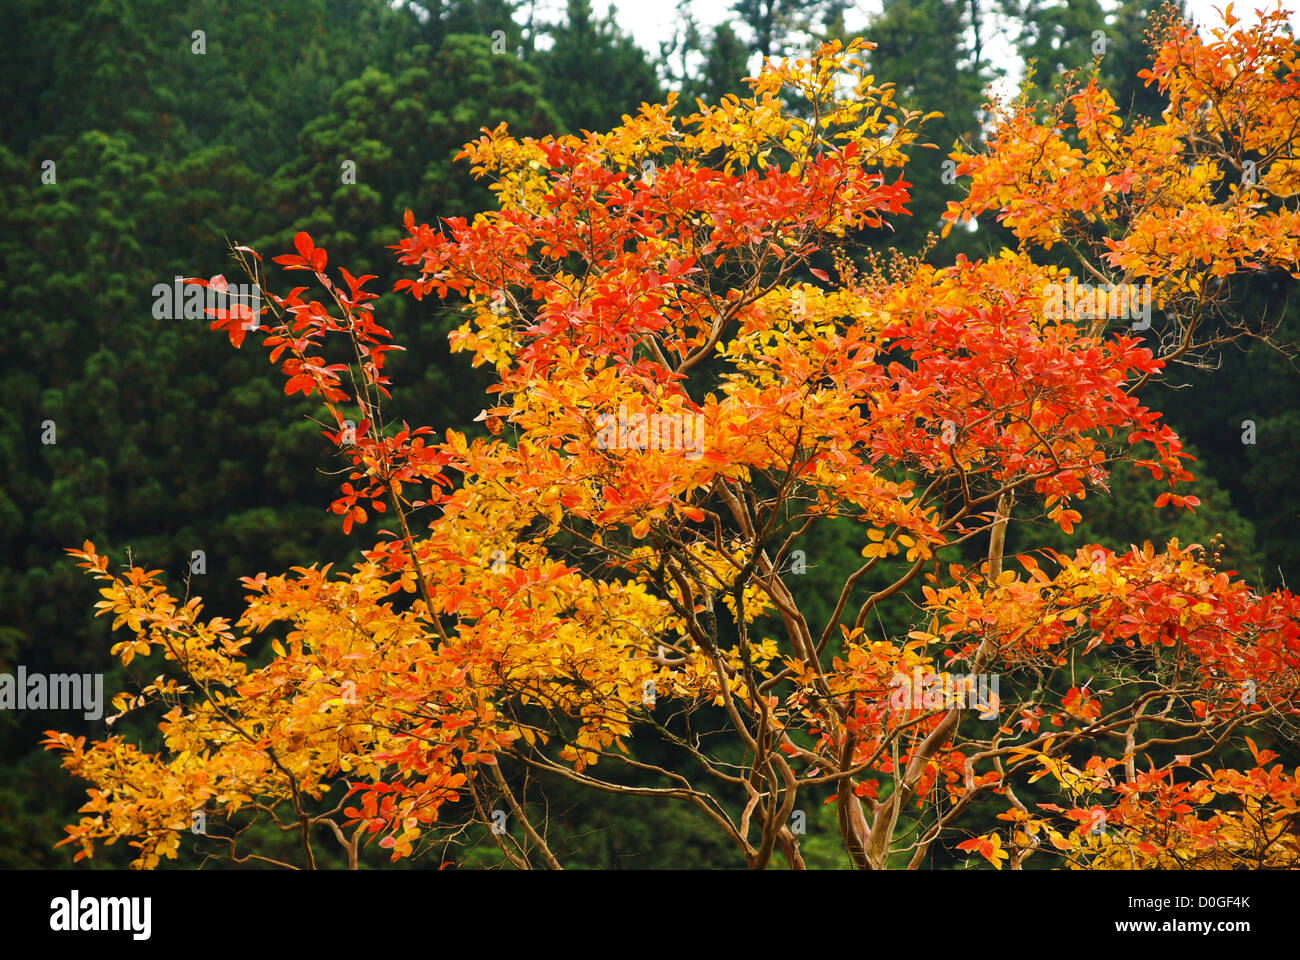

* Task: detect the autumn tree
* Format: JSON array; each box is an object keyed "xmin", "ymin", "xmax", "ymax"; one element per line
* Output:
[{"xmin": 45, "ymin": 7, "xmax": 1300, "ymax": 869}]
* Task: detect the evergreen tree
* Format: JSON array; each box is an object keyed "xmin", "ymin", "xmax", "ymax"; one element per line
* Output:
[
  {"xmin": 696, "ymin": 23, "xmax": 754, "ymax": 104},
  {"xmin": 411, "ymin": 0, "xmax": 529, "ymax": 52},
  {"xmin": 859, "ymin": 0, "xmax": 991, "ymax": 258},
  {"xmin": 1100, "ymin": 0, "xmax": 1186, "ymax": 119},
  {"xmin": 1000, "ymin": 0, "xmax": 1108, "ymax": 88},
  {"xmin": 730, "ymin": 0, "xmax": 847, "ymax": 59},
  {"xmin": 261, "ymin": 34, "xmax": 561, "ymax": 443},
  {"xmin": 535, "ymin": 0, "xmax": 662, "ymax": 133}
]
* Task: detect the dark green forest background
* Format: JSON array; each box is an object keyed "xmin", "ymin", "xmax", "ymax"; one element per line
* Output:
[{"xmin": 1, "ymin": 0, "xmax": 1295, "ymax": 869}]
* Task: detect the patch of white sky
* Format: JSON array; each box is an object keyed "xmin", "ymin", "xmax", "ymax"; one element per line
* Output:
[{"xmin": 522, "ymin": 0, "xmax": 1296, "ymax": 105}]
